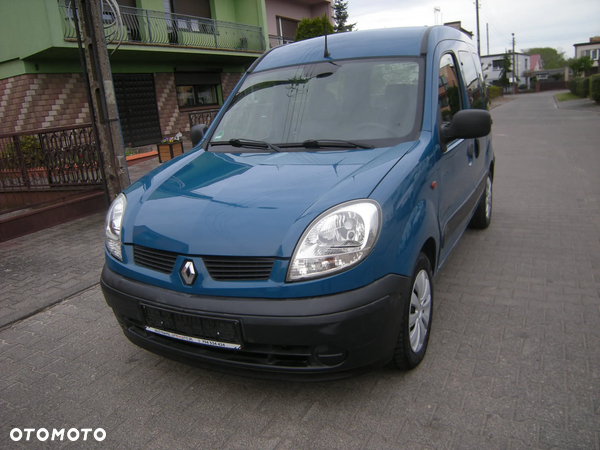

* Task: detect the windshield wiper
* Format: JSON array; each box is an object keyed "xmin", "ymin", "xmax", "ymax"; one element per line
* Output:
[
  {"xmin": 285, "ymin": 139, "xmax": 374, "ymax": 150},
  {"xmin": 210, "ymin": 138, "xmax": 282, "ymax": 152}
]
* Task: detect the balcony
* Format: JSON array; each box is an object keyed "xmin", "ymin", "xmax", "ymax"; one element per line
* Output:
[
  {"xmin": 269, "ymin": 35, "xmax": 295, "ymax": 49},
  {"xmin": 57, "ymin": 3, "xmax": 265, "ymax": 53}
]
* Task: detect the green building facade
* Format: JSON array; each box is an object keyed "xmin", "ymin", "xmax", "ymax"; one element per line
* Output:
[{"xmin": 0, "ymin": 0, "xmax": 268, "ymax": 145}]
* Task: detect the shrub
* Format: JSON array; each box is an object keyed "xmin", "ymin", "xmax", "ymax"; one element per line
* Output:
[
  {"xmin": 590, "ymin": 74, "xmax": 600, "ymax": 104},
  {"xmin": 3, "ymin": 135, "xmax": 43, "ymax": 168},
  {"xmin": 294, "ymin": 15, "xmax": 334, "ymax": 42},
  {"xmin": 568, "ymin": 78, "xmax": 577, "ymax": 95},
  {"xmin": 574, "ymin": 77, "xmax": 590, "ymax": 98},
  {"xmin": 487, "ymin": 85, "xmax": 501, "ymax": 100}
]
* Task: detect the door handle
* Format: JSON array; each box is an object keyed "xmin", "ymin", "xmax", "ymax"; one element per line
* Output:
[{"xmin": 467, "ymin": 143, "xmax": 474, "ymax": 158}]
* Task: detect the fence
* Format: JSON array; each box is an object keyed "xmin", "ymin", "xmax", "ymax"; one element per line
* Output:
[
  {"xmin": 188, "ymin": 108, "xmax": 220, "ymax": 130},
  {"xmin": 0, "ymin": 125, "xmax": 103, "ymax": 213},
  {"xmin": 58, "ymin": 2, "xmax": 265, "ymax": 53},
  {"xmin": 536, "ymin": 81, "xmax": 568, "ymax": 92}
]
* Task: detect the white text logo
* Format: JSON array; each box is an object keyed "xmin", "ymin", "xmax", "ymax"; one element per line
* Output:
[{"xmin": 10, "ymin": 428, "xmax": 106, "ymax": 442}]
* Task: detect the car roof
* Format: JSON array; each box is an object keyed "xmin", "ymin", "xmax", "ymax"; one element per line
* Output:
[{"xmin": 253, "ymin": 26, "xmax": 468, "ymax": 72}]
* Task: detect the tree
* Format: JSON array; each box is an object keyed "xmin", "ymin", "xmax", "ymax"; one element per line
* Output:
[
  {"xmin": 498, "ymin": 52, "xmax": 512, "ymax": 88},
  {"xmin": 522, "ymin": 47, "xmax": 567, "ymax": 69},
  {"xmin": 569, "ymin": 56, "xmax": 594, "ymax": 77},
  {"xmin": 333, "ymin": 0, "xmax": 356, "ymax": 33},
  {"xmin": 294, "ymin": 15, "xmax": 334, "ymax": 42}
]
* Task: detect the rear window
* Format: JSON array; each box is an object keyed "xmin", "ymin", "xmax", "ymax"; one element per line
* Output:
[{"xmin": 210, "ymin": 58, "xmax": 423, "ymax": 149}]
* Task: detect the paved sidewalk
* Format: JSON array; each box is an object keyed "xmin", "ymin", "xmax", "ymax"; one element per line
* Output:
[
  {"xmin": 555, "ymin": 95, "xmax": 600, "ymax": 111},
  {"xmin": 0, "ymin": 156, "xmax": 162, "ymax": 330}
]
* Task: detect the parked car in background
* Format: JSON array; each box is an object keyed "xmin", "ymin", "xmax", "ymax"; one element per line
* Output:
[{"xmin": 101, "ymin": 26, "xmax": 494, "ymax": 380}]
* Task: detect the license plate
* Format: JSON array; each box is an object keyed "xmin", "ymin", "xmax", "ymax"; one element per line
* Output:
[{"xmin": 141, "ymin": 305, "xmax": 242, "ymax": 350}]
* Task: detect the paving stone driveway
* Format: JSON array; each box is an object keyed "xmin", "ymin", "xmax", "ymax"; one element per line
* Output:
[{"xmin": 0, "ymin": 92, "xmax": 599, "ymax": 449}]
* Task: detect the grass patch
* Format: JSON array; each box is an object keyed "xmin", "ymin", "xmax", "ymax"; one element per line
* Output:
[{"xmin": 555, "ymin": 92, "xmax": 582, "ymax": 102}]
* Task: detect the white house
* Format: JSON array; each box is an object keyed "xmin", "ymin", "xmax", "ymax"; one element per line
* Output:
[
  {"xmin": 481, "ymin": 52, "xmax": 532, "ymax": 88},
  {"xmin": 573, "ymin": 36, "xmax": 600, "ymax": 75}
]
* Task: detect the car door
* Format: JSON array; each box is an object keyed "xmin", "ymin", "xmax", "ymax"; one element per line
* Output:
[{"xmin": 436, "ymin": 50, "xmax": 478, "ymax": 264}]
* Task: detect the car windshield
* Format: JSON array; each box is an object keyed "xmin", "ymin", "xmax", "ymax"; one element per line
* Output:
[{"xmin": 209, "ymin": 58, "xmax": 423, "ymax": 150}]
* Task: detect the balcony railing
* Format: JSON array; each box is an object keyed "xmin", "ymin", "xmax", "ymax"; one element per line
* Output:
[
  {"xmin": 188, "ymin": 108, "xmax": 221, "ymax": 130},
  {"xmin": 269, "ymin": 35, "xmax": 294, "ymax": 49},
  {"xmin": 58, "ymin": 3, "xmax": 265, "ymax": 53}
]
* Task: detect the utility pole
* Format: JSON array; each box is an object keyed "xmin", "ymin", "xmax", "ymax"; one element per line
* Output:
[
  {"xmin": 75, "ymin": 0, "xmax": 129, "ymax": 202},
  {"xmin": 486, "ymin": 23, "xmax": 489, "ymax": 55},
  {"xmin": 434, "ymin": 6, "xmax": 441, "ymax": 26},
  {"xmin": 512, "ymin": 33, "xmax": 516, "ymax": 93},
  {"xmin": 475, "ymin": 0, "xmax": 481, "ymax": 55}
]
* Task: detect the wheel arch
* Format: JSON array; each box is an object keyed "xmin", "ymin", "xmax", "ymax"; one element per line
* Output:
[
  {"xmin": 390, "ymin": 197, "xmax": 440, "ymax": 278},
  {"xmin": 420, "ymin": 237, "xmax": 437, "ymax": 275}
]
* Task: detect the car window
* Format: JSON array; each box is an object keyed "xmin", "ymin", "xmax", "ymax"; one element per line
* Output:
[
  {"xmin": 458, "ymin": 51, "xmax": 486, "ymax": 110},
  {"xmin": 438, "ymin": 53, "xmax": 462, "ymax": 123},
  {"xmin": 210, "ymin": 58, "xmax": 422, "ymax": 149}
]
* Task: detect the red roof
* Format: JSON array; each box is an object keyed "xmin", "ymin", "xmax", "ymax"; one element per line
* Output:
[{"xmin": 530, "ymin": 54, "xmax": 542, "ymax": 70}]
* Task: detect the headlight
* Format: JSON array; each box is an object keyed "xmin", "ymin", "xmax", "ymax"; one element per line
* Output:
[
  {"xmin": 105, "ymin": 193, "xmax": 126, "ymax": 261},
  {"xmin": 287, "ymin": 200, "xmax": 381, "ymax": 282}
]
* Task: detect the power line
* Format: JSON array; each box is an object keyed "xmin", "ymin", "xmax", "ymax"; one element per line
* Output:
[{"xmin": 479, "ymin": 6, "xmax": 512, "ymax": 53}]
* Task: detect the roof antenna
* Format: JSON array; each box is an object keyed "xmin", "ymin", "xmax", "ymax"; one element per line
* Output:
[{"xmin": 323, "ymin": 20, "xmax": 330, "ymax": 58}]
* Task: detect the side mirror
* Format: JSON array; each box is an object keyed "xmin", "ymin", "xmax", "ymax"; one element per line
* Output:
[
  {"xmin": 443, "ymin": 110, "xmax": 492, "ymax": 142},
  {"xmin": 191, "ymin": 123, "xmax": 208, "ymax": 147}
]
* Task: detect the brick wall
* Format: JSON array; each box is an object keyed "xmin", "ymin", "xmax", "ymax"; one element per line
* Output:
[
  {"xmin": 154, "ymin": 73, "xmax": 181, "ymax": 137},
  {"xmin": 221, "ymin": 72, "xmax": 243, "ymax": 101},
  {"xmin": 153, "ymin": 72, "xmax": 244, "ymax": 138},
  {"xmin": 0, "ymin": 71, "xmax": 245, "ymax": 139},
  {"xmin": 0, "ymin": 73, "xmax": 90, "ymax": 135}
]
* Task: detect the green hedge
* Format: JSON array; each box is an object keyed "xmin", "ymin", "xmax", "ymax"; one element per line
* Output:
[
  {"xmin": 487, "ymin": 85, "xmax": 501, "ymax": 99},
  {"xmin": 570, "ymin": 77, "xmax": 591, "ymax": 98},
  {"xmin": 591, "ymin": 74, "xmax": 600, "ymax": 104}
]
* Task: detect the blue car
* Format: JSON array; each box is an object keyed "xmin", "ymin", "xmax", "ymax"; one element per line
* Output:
[{"xmin": 101, "ymin": 26, "xmax": 493, "ymax": 379}]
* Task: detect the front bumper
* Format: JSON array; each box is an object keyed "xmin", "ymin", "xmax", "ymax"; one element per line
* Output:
[{"xmin": 100, "ymin": 265, "xmax": 410, "ymax": 380}]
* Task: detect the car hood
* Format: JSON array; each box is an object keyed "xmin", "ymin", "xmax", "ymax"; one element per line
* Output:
[{"xmin": 122, "ymin": 145, "xmax": 414, "ymax": 257}]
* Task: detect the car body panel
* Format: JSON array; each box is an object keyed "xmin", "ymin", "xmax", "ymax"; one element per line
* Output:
[
  {"xmin": 101, "ymin": 26, "xmax": 494, "ymax": 378},
  {"xmin": 122, "ymin": 144, "xmax": 414, "ymax": 258}
]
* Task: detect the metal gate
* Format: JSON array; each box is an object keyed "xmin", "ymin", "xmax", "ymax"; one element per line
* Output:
[{"xmin": 113, "ymin": 74, "xmax": 162, "ymax": 147}]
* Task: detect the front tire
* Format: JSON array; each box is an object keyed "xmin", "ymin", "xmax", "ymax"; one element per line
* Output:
[{"xmin": 392, "ymin": 252, "xmax": 433, "ymax": 370}]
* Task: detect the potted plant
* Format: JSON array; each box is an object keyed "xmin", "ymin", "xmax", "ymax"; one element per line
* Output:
[{"xmin": 157, "ymin": 132, "xmax": 184, "ymax": 163}]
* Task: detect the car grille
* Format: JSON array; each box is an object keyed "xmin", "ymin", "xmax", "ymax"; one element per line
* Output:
[
  {"xmin": 133, "ymin": 246, "xmax": 178, "ymax": 274},
  {"xmin": 202, "ymin": 256, "xmax": 274, "ymax": 281},
  {"xmin": 132, "ymin": 246, "xmax": 274, "ymax": 281}
]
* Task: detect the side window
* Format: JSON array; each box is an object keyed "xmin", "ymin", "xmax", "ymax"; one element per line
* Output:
[
  {"xmin": 438, "ymin": 53, "xmax": 462, "ymax": 123},
  {"xmin": 473, "ymin": 52, "xmax": 489, "ymax": 110},
  {"xmin": 458, "ymin": 51, "xmax": 486, "ymax": 110}
]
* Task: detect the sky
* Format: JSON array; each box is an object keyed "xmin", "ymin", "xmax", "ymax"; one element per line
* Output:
[{"xmin": 347, "ymin": 0, "xmax": 600, "ymax": 58}]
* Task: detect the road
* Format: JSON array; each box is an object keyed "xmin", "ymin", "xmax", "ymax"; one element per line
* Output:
[{"xmin": 1, "ymin": 92, "xmax": 599, "ymax": 449}]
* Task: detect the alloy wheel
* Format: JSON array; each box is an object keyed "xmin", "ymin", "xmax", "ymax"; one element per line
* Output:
[{"xmin": 409, "ymin": 269, "xmax": 432, "ymax": 353}]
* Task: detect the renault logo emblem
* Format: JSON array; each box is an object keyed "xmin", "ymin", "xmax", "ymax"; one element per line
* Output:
[{"xmin": 180, "ymin": 260, "xmax": 197, "ymax": 285}]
